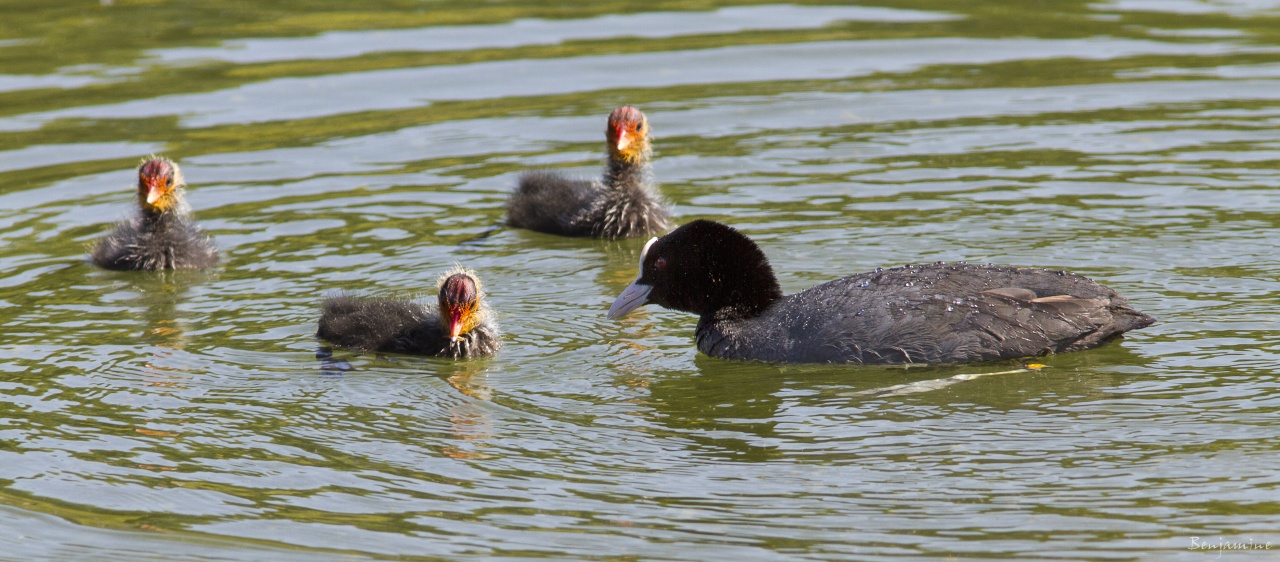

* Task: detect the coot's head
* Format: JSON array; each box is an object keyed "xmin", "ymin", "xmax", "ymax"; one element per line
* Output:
[
  {"xmin": 437, "ymin": 266, "xmax": 488, "ymax": 341},
  {"xmin": 136, "ymin": 156, "xmax": 185, "ymax": 215},
  {"xmin": 605, "ymin": 105, "xmax": 650, "ymax": 164},
  {"xmin": 607, "ymin": 219, "xmax": 783, "ymax": 319}
]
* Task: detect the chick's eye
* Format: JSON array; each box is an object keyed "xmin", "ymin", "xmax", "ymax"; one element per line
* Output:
[
  {"xmin": 654, "ymin": 257, "xmax": 666, "ymax": 271},
  {"xmin": 636, "ymin": 122, "xmax": 644, "ymax": 132}
]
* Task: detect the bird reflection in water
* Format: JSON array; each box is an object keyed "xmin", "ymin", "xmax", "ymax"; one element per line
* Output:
[
  {"xmin": 125, "ymin": 270, "xmax": 210, "ymax": 388},
  {"xmin": 312, "ymin": 349, "xmax": 497, "ymax": 459}
]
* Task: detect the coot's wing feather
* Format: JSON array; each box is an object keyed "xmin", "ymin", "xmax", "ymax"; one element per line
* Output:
[
  {"xmin": 317, "ymin": 295, "xmax": 447, "ymax": 354},
  {"xmin": 783, "ymin": 264, "xmax": 1154, "ymax": 364},
  {"xmin": 507, "ymin": 171, "xmax": 605, "ymax": 236}
]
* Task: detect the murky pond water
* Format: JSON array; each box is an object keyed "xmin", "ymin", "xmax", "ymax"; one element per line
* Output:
[{"xmin": 2, "ymin": 1, "xmax": 1280, "ymax": 560}]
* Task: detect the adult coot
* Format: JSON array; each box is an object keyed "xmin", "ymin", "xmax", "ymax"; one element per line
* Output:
[
  {"xmin": 92, "ymin": 156, "xmax": 219, "ymax": 271},
  {"xmin": 318, "ymin": 266, "xmax": 501, "ymax": 358},
  {"xmin": 507, "ymin": 105, "xmax": 672, "ymax": 239},
  {"xmin": 607, "ymin": 220, "xmax": 1155, "ymax": 364}
]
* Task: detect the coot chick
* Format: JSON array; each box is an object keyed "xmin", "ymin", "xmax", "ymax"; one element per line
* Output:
[
  {"xmin": 317, "ymin": 266, "xmax": 501, "ymax": 358},
  {"xmin": 607, "ymin": 220, "xmax": 1155, "ymax": 365},
  {"xmin": 507, "ymin": 105, "xmax": 672, "ymax": 239},
  {"xmin": 92, "ymin": 156, "xmax": 218, "ymax": 271}
]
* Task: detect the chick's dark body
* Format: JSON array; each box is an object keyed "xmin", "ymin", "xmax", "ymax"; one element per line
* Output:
[
  {"xmin": 317, "ymin": 296, "xmax": 500, "ymax": 359},
  {"xmin": 507, "ymin": 105, "xmax": 671, "ymax": 239},
  {"xmin": 93, "ymin": 213, "xmax": 217, "ymax": 271},
  {"xmin": 317, "ymin": 269, "xmax": 501, "ymax": 359},
  {"xmin": 92, "ymin": 157, "xmax": 217, "ymax": 271}
]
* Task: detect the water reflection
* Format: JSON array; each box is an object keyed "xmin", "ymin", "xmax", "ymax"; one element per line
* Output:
[
  {"xmin": 124, "ymin": 272, "xmax": 213, "ymax": 396},
  {"xmin": 1094, "ymin": 0, "xmax": 1280, "ymax": 16},
  {"xmin": 643, "ymin": 358, "xmax": 788, "ymax": 462},
  {"xmin": 314, "ymin": 346, "xmax": 352, "ymax": 375},
  {"xmin": 3, "ymin": 37, "xmax": 1266, "ymax": 131},
  {"xmin": 151, "ymin": 5, "xmax": 959, "ymax": 65}
]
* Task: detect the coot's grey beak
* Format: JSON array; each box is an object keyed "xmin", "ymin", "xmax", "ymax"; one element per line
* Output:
[{"xmin": 607, "ymin": 281, "xmax": 652, "ymax": 319}]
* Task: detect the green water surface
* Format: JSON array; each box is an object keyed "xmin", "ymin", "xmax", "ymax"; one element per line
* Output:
[{"xmin": 1, "ymin": 1, "xmax": 1279, "ymax": 560}]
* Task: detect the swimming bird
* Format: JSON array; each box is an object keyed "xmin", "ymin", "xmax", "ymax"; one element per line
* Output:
[
  {"xmin": 607, "ymin": 220, "xmax": 1155, "ymax": 364},
  {"xmin": 507, "ymin": 105, "xmax": 672, "ymax": 239},
  {"xmin": 317, "ymin": 266, "xmax": 501, "ymax": 358},
  {"xmin": 92, "ymin": 156, "xmax": 218, "ymax": 271}
]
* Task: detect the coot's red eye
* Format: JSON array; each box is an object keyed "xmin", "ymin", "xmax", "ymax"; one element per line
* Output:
[{"xmin": 654, "ymin": 257, "xmax": 666, "ymax": 270}]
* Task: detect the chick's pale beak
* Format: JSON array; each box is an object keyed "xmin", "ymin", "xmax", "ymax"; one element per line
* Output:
[
  {"xmin": 447, "ymin": 306, "xmax": 465, "ymax": 341},
  {"xmin": 607, "ymin": 281, "xmax": 652, "ymax": 319},
  {"xmin": 614, "ymin": 128, "xmax": 632, "ymax": 152},
  {"xmin": 144, "ymin": 178, "xmax": 165, "ymax": 205}
]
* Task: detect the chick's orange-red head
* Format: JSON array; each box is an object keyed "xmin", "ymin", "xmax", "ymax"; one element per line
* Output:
[
  {"xmin": 605, "ymin": 105, "xmax": 649, "ymax": 163},
  {"xmin": 437, "ymin": 270, "xmax": 482, "ymax": 341},
  {"xmin": 136, "ymin": 157, "xmax": 183, "ymax": 214}
]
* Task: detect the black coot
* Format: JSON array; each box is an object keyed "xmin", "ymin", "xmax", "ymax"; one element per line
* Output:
[
  {"xmin": 317, "ymin": 266, "xmax": 501, "ymax": 359},
  {"xmin": 608, "ymin": 220, "xmax": 1155, "ymax": 364},
  {"xmin": 507, "ymin": 105, "xmax": 672, "ymax": 239},
  {"xmin": 92, "ymin": 156, "xmax": 219, "ymax": 271}
]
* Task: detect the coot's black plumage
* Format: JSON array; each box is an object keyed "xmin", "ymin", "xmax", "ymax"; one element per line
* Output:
[
  {"xmin": 317, "ymin": 266, "xmax": 501, "ymax": 358},
  {"xmin": 607, "ymin": 220, "xmax": 1155, "ymax": 365},
  {"xmin": 92, "ymin": 156, "xmax": 218, "ymax": 271},
  {"xmin": 507, "ymin": 105, "xmax": 672, "ymax": 239}
]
